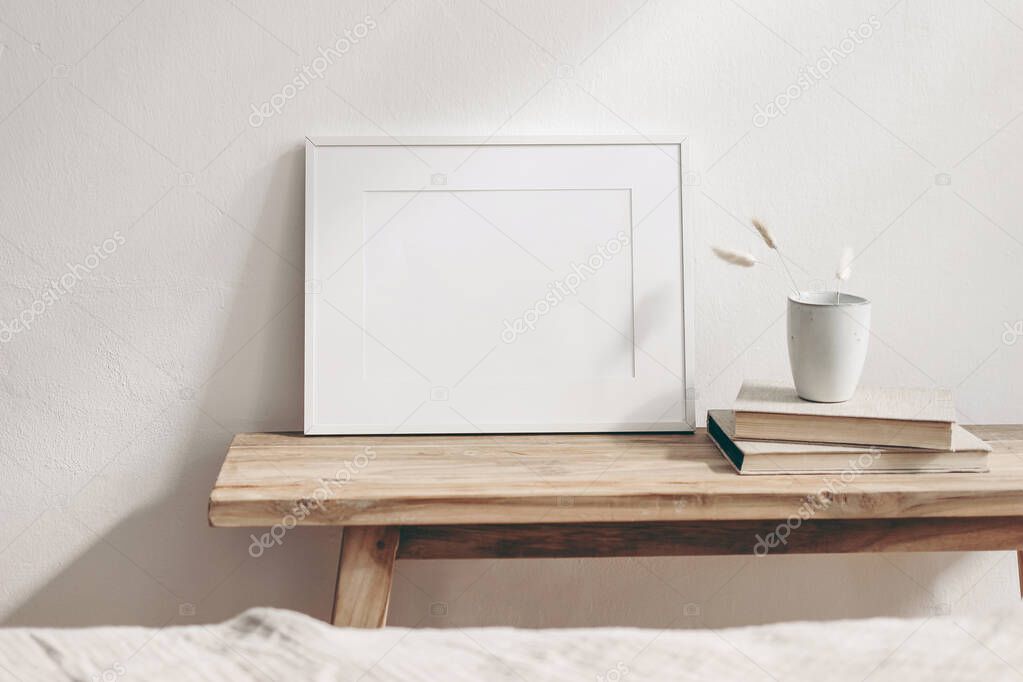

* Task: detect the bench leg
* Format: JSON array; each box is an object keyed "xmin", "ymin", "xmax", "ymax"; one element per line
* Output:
[
  {"xmin": 331, "ymin": 526, "xmax": 400, "ymax": 627},
  {"xmin": 1018, "ymin": 550, "xmax": 1023, "ymax": 599}
]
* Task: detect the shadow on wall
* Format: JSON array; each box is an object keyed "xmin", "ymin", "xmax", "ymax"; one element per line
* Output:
[
  {"xmin": 387, "ymin": 551, "xmax": 982, "ymax": 629},
  {"xmin": 6, "ymin": 148, "xmax": 341, "ymax": 627}
]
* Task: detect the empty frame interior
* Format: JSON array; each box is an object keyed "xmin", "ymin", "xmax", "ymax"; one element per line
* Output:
[{"xmin": 306, "ymin": 138, "xmax": 692, "ymax": 434}]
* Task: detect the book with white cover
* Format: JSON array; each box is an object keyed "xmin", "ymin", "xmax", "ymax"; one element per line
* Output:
[
  {"xmin": 733, "ymin": 381, "xmax": 956, "ymax": 449},
  {"xmin": 708, "ymin": 410, "xmax": 989, "ymax": 475}
]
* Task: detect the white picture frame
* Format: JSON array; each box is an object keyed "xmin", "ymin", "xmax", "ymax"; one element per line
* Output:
[{"xmin": 305, "ymin": 136, "xmax": 694, "ymax": 434}]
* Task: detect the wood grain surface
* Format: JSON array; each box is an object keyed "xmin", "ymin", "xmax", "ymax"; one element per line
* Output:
[
  {"xmin": 331, "ymin": 526, "xmax": 399, "ymax": 627},
  {"xmin": 397, "ymin": 517, "xmax": 1023, "ymax": 559},
  {"xmin": 208, "ymin": 426, "xmax": 1023, "ymax": 527}
]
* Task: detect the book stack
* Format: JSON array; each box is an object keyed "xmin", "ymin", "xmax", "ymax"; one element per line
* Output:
[{"xmin": 709, "ymin": 380, "xmax": 990, "ymax": 475}]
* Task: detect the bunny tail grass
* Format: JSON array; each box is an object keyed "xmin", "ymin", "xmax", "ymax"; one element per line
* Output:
[
  {"xmin": 752, "ymin": 218, "xmax": 776, "ymax": 249},
  {"xmin": 752, "ymin": 218, "xmax": 799, "ymax": 295},
  {"xmin": 835, "ymin": 246, "xmax": 854, "ymax": 304},
  {"xmin": 711, "ymin": 246, "xmax": 757, "ymax": 267},
  {"xmin": 836, "ymin": 246, "xmax": 853, "ymax": 281}
]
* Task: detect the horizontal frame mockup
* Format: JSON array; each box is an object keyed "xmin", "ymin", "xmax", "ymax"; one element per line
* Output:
[{"xmin": 305, "ymin": 136, "xmax": 694, "ymax": 434}]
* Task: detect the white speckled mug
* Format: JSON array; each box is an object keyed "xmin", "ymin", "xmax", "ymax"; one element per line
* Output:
[{"xmin": 787, "ymin": 292, "xmax": 871, "ymax": 403}]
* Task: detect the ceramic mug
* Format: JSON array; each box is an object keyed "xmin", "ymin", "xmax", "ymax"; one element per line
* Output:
[{"xmin": 787, "ymin": 291, "xmax": 871, "ymax": 402}]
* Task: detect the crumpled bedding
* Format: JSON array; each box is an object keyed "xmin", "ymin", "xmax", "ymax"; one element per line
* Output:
[{"xmin": 2, "ymin": 605, "xmax": 1022, "ymax": 681}]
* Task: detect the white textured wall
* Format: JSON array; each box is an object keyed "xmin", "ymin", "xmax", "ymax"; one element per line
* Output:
[{"xmin": 1, "ymin": 0, "xmax": 1021, "ymax": 629}]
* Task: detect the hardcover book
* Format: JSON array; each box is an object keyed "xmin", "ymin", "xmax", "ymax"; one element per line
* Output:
[
  {"xmin": 733, "ymin": 381, "xmax": 956, "ymax": 449},
  {"xmin": 708, "ymin": 410, "xmax": 988, "ymax": 475}
]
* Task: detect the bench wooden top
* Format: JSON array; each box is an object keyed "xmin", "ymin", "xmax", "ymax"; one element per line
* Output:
[{"xmin": 208, "ymin": 425, "xmax": 1023, "ymax": 527}]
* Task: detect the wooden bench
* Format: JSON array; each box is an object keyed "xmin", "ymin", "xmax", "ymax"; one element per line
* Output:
[{"xmin": 208, "ymin": 425, "xmax": 1023, "ymax": 627}]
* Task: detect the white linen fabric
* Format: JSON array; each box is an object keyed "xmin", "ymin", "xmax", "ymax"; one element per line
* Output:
[{"xmin": 1, "ymin": 606, "xmax": 1022, "ymax": 681}]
